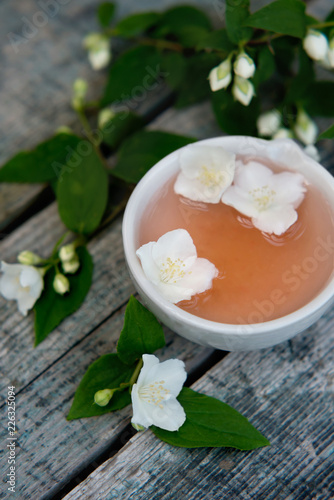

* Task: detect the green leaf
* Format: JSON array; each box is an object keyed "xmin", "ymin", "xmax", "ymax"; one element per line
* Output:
[
  {"xmin": 302, "ymin": 82, "xmax": 334, "ymax": 117},
  {"xmin": 211, "ymin": 90, "xmax": 259, "ymax": 136},
  {"xmin": 111, "ymin": 130, "xmax": 195, "ymax": 184},
  {"xmin": 57, "ymin": 148, "xmax": 108, "ymax": 234},
  {"xmin": 318, "ymin": 123, "xmax": 334, "ymax": 140},
  {"xmin": 285, "ymin": 46, "xmax": 314, "ymax": 104},
  {"xmin": 161, "ymin": 52, "xmax": 187, "ymax": 89},
  {"xmin": 196, "ymin": 29, "xmax": 235, "ymax": 55},
  {"xmin": 97, "ymin": 2, "xmax": 116, "ymax": 28},
  {"xmin": 0, "ymin": 133, "xmax": 82, "ymax": 184},
  {"xmin": 174, "ymin": 53, "xmax": 220, "ymax": 108},
  {"xmin": 152, "ymin": 388, "xmax": 270, "ymax": 449},
  {"xmin": 67, "ymin": 353, "xmax": 136, "ymax": 419},
  {"xmin": 225, "ymin": 0, "xmax": 253, "ymax": 44},
  {"xmin": 244, "ymin": 0, "xmax": 306, "ymax": 39},
  {"xmin": 101, "ymin": 112, "xmax": 144, "ymax": 149},
  {"xmin": 114, "ymin": 12, "xmax": 160, "ymax": 37},
  {"xmin": 102, "ymin": 46, "xmax": 162, "ymax": 106},
  {"xmin": 252, "ymin": 46, "xmax": 276, "ymax": 89},
  {"xmin": 153, "ymin": 5, "xmax": 212, "ymax": 40},
  {"xmin": 117, "ymin": 296, "xmax": 165, "ymax": 365},
  {"xmin": 34, "ymin": 247, "xmax": 93, "ymax": 346}
]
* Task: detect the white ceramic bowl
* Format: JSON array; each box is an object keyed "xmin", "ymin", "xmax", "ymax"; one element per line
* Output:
[{"xmin": 122, "ymin": 136, "xmax": 334, "ymax": 351}]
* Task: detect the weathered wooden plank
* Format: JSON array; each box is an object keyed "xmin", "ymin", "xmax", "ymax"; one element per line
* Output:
[
  {"xmin": 0, "ymin": 101, "xmax": 219, "ymax": 395},
  {"xmin": 64, "ymin": 309, "xmax": 334, "ymax": 500},
  {"xmin": 1, "ymin": 302, "xmax": 215, "ymax": 500}
]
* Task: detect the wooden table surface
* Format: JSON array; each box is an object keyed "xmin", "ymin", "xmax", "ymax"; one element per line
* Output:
[{"xmin": 0, "ymin": 1, "xmax": 333, "ymax": 499}]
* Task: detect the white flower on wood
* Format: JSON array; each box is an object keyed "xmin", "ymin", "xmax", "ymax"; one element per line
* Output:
[
  {"xmin": 174, "ymin": 144, "xmax": 236, "ymax": 204},
  {"xmin": 131, "ymin": 354, "xmax": 187, "ymax": 431},
  {"xmin": 222, "ymin": 161, "xmax": 306, "ymax": 236},
  {"xmin": 0, "ymin": 262, "xmax": 44, "ymax": 315},
  {"xmin": 232, "ymin": 76, "xmax": 255, "ymax": 106},
  {"xmin": 136, "ymin": 229, "xmax": 218, "ymax": 304},
  {"xmin": 209, "ymin": 58, "xmax": 232, "ymax": 92},
  {"xmin": 233, "ymin": 51, "xmax": 256, "ymax": 79}
]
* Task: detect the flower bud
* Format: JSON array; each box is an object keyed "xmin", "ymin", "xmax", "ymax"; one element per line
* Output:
[
  {"xmin": 208, "ymin": 58, "xmax": 232, "ymax": 92},
  {"xmin": 59, "ymin": 243, "xmax": 77, "ymax": 263},
  {"xmin": 233, "ymin": 51, "xmax": 256, "ymax": 79},
  {"xmin": 304, "ymin": 145, "xmax": 320, "ymax": 162},
  {"xmin": 83, "ymin": 33, "xmax": 111, "ymax": 71},
  {"xmin": 53, "ymin": 274, "xmax": 70, "ymax": 295},
  {"xmin": 294, "ymin": 109, "xmax": 318, "ymax": 145},
  {"xmin": 56, "ymin": 126, "xmax": 73, "ymax": 135},
  {"xmin": 303, "ymin": 29, "xmax": 328, "ymax": 61},
  {"xmin": 94, "ymin": 389, "xmax": 114, "ymax": 407},
  {"xmin": 17, "ymin": 251, "xmax": 42, "ymax": 266},
  {"xmin": 73, "ymin": 79, "xmax": 88, "ymax": 99},
  {"xmin": 62, "ymin": 256, "xmax": 80, "ymax": 274},
  {"xmin": 232, "ymin": 76, "xmax": 255, "ymax": 106},
  {"xmin": 328, "ymin": 33, "xmax": 334, "ymax": 68},
  {"xmin": 98, "ymin": 108, "xmax": 116, "ymax": 129},
  {"xmin": 257, "ymin": 110, "xmax": 281, "ymax": 137},
  {"xmin": 272, "ymin": 128, "xmax": 293, "ymax": 140}
]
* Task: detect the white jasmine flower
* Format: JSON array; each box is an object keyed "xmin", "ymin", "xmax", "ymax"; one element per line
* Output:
[
  {"xmin": 209, "ymin": 58, "xmax": 232, "ymax": 92},
  {"xmin": 83, "ymin": 33, "xmax": 111, "ymax": 70},
  {"xmin": 0, "ymin": 262, "xmax": 44, "ymax": 315},
  {"xmin": 174, "ymin": 144, "xmax": 236, "ymax": 204},
  {"xmin": 303, "ymin": 29, "xmax": 328, "ymax": 61},
  {"xmin": 131, "ymin": 354, "xmax": 187, "ymax": 431},
  {"xmin": 222, "ymin": 161, "xmax": 306, "ymax": 236},
  {"xmin": 272, "ymin": 128, "xmax": 293, "ymax": 140},
  {"xmin": 53, "ymin": 274, "xmax": 70, "ymax": 295},
  {"xmin": 304, "ymin": 144, "xmax": 320, "ymax": 162},
  {"xmin": 232, "ymin": 76, "xmax": 255, "ymax": 106},
  {"xmin": 136, "ymin": 229, "xmax": 218, "ymax": 304},
  {"xmin": 294, "ymin": 109, "xmax": 318, "ymax": 145},
  {"xmin": 233, "ymin": 51, "xmax": 256, "ymax": 79},
  {"xmin": 257, "ymin": 110, "xmax": 281, "ymax": 137}
]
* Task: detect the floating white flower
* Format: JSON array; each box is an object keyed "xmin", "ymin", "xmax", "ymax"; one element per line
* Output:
[
  {"xmin": 232, "ymin": 76, "xmax": 255, "ymax": 106},
  {"xmin": 222, "ymin": 161, "xmax": 306, "ymax": 236},
  {"xmin": 0, "ymin": 262, "xmax": 44, "ymax": 315},
  {"xmin": 257, "ymin": 110, "xmax": 281, "ymax": 137},
  {"xmin": 131, "ymin": 354, "xmax": 187, "ymax": 431},
  {"xmin": 208, "ymin": 58, "xmax": 232, "ymax": 92},
  {"xmin": 303, "ymin": 29, "xmax": 328, "ymax": 61},
  {"xmin": 174, "ymin": 144, "xmax": 236, "ymax": 204},
  {"xmin": 136, "ymin": 229, "xmax": 218, "ymax": 304},
  {"xmin": 83, "ymin": 33, "xmax": 111, "ymax": 70},
  {"xmin": 233, "ymin": 51, "xmax": 256, "ymax": 79},
  {"xmin": 294, "ymin": 109, "xmax": 318, "ymax": 145}
]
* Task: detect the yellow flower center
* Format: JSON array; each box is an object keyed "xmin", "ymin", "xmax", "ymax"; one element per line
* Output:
[
  {"xmin": 160, "ymin": 257, "xmax": 186, "ymax": 284},
  {"xmin": 197, "ymin": 165, "xmax": 223, "ymax": 188},
  {"xmin": 139, "ymin": 381, "xmax": 170, "ymax": 409},
  {"xmin": 249, "ymin": 185, "xmax": 276, "ymax": 210}
]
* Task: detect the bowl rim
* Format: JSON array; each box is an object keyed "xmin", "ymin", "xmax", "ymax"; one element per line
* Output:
[{"xmin": 122, "ymin": 136, "xmax": 334, "ymax": 337}]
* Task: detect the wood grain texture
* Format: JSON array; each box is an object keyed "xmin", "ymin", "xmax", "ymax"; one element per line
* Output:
[
  {"xmin": 0, "ymin": 303, "xmax": 214, "ymax": 500},
  {"xmin": 64, "ymin": 309, "xmax": 334, "ymax": 500}
]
